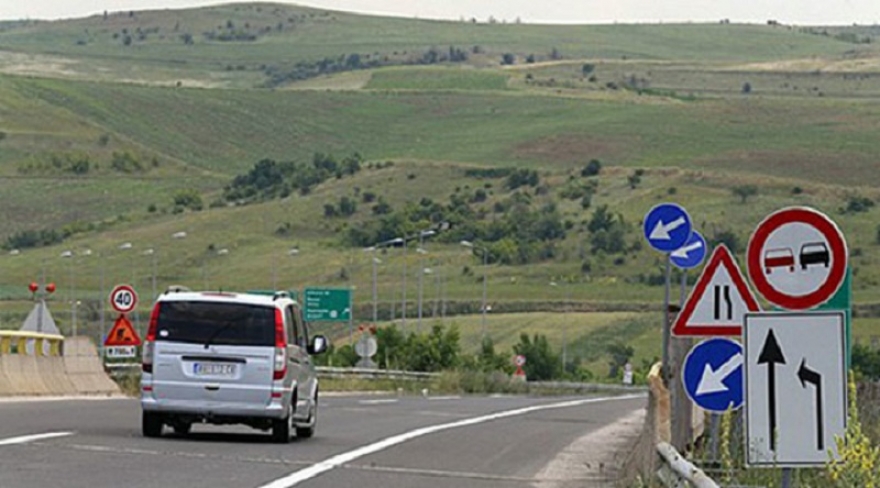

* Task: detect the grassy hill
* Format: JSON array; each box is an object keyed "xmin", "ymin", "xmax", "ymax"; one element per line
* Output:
[{"xmin": 1, "ymin": 3, "xmax": 880, "ymax": 376}]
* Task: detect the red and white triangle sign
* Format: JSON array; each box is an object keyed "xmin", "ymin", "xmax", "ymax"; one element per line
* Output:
[{"xmin": 673, "ymin": 244, "xmax": 761, "ymax": 337}]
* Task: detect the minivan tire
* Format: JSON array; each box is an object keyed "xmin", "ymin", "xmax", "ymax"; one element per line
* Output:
[
  {"xmin": 143, "ymin": 412, "xmax": 163, "ymax": 438},
  {"xmin": 271, "ymin": 405, "xmax": 293, "ymax": 443}
]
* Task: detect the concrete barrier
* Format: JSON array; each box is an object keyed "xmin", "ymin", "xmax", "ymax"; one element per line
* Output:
[
  {"xmin": 35, "ymin": 356, "xmax": 77, "ymax": 395},
  {"xmin": 62, "ymin": 337, "xmax": 120, "ymax": 396},
  {"xmin": 0, "ymin": 355, "xmax": 50, "ymax": 396}
]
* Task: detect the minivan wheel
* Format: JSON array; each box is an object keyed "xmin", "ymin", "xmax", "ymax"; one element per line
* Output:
[
  {"xmin": 271, "ymin": 405, "xmax": 292, "ymax": 444},
  {"xmin": 142, "ymin": 412, "xmax": 163, "ymax": 438}
]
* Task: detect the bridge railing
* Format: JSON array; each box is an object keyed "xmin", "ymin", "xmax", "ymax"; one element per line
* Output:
[{"xmin": 0, "ymin": 331, "xmax": 65, "ymax": 356}]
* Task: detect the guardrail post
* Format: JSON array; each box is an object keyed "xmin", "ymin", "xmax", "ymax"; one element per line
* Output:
[
  {"xmin": 656, "ymin": 442, "xmax": 719, "ymax": 488},
  {"xmin": 0, "ymin": 335, "xmax": 9, "ymax": 354}
]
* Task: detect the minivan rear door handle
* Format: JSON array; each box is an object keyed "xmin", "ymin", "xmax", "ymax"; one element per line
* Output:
[{"xmin": 205, "ymin": 384, "xmax": 220, "ymax": 391}]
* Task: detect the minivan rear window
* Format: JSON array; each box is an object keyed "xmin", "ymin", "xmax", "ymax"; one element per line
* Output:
[{"xmin": 155, "ymin": 301, "xmax": 275, "ymax": 346}]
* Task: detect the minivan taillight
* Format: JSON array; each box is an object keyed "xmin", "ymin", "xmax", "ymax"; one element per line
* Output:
[
  {"xmin": 142, "ymin": 303, "xmax": 160, "ymax": 374},
  {"xmin": 273, "ymin": 308, "xmax": 286, "ymax": 380}
]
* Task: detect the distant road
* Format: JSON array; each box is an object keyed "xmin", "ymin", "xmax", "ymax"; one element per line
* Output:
[{"xmin": 0, "ymin": 393, "xmax": 644, "ymax": 488}]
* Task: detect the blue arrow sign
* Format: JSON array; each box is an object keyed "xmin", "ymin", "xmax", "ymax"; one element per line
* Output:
[
  {"xmin": 682, "ymin": 338, "xmax": 744, "ymax": 412},
  {"xmin": 670, "ymin": 231, "xmax": 707, "ymax": 270},
  {"xmin": 644, "ymin": 203, "xmax": 692, "ymax": 253}
]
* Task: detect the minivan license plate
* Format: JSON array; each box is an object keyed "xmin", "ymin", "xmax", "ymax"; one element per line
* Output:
[{"xmin": 193, "ymin": 363, "xmax": 236, "ymax": 377}]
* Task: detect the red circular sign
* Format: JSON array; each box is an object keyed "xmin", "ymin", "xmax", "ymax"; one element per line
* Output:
[
  {"xmin": 110, "ymin": 284, "xmax": 138, "ymax": 313},
  {"xmin": 747, "ymin": 207, "xmax": 846, "ymax": 310},
  {"xmin": 514, "ymin": 355, "xmax": 526, "ymax": 366}
]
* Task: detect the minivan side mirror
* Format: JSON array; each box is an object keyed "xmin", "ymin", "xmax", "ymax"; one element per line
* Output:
[{"xmin": 308, "ymin": 335, "xmax": 329, "ymax": 355}]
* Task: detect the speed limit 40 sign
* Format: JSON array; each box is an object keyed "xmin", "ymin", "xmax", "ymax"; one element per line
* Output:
[{"xmin": 110, "ymin": 284, "xmax": 138, "ymax": 314}]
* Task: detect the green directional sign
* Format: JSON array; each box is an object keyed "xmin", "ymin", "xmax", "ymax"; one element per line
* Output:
[
  {"xmin": 304, "ymin": 288, "xmax": 351, "ymax": 322},
  {"xmin": 816, "ymin": 267, "xmax": 851, "ymax": 368}
]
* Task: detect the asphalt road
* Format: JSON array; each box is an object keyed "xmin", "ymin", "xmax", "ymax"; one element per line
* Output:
[{"xmin": 0, "ymin": 393, "xmax": 645, "ymax": 488}]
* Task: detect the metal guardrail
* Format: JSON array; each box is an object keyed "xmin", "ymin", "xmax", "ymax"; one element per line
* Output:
[
  {"xmin": 656, "ymin": 442, "xmax": 719, "ymax": 488},
  {"xmin": 0, "ymin": 331, "xmax": 65, "ymax": 356}
]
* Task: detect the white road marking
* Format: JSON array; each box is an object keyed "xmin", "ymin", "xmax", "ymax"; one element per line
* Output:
[
  {"xmin": 358, "ymin": 399, "xmax": 399, "ymax": 405},
  {"xmin": 427, "ymin": 395, "xmax": 461, "ymax": 401},
  {"xmin": 257, "ymin": 394, "xmax": 645, "ymax": 488},
  {"xmin": 0, "ymin": 431, "xmax": 73, "ymax": 446}
]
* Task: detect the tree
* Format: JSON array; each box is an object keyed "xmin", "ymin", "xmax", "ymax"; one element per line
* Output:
[
  {"xmin": 501, "ymin": 53, "xmax": 516, "ymax": 65},
  {"xmin": 731, "ymin": 184, "xmax": 758, "ymax": 203},
  {"xmin": 606, "ymin": 343, "xmax": 634, "ymax": 378},
  {"xmin": 581, "ymin": 63, "xmax": 595, "ymax": 76},
  {"xmin": 742, "ymin": 82, "xmax": 752, "ymax": 94},
  {"xmin": 338, "ymin": 196, "xmax": 357, "ymax": 216},
  {"xmin": 581, "ymin": 159, "xmax": 602, "ymax": 177}
]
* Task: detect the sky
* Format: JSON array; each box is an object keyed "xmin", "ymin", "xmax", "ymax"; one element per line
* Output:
[{"xmin": 2, "ymin": 0, "xmax": 879, "ymax": 25}]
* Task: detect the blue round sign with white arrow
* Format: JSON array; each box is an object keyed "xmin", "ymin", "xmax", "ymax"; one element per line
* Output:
[
  {"xmin": 682, "ymin": 338, "xmax": 744, "ymax": 412},
  {"xmin": 644, "ymin": 203, "xmax": 692, "ymax": 253},
  {"xmin": 670, "ymin": 230, "xmax": 707, "ymax": 270}
]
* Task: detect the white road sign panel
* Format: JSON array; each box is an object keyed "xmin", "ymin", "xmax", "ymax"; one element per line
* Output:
[
  {"xmin": 105, "ymin": 346, "xmax": 136, "ymax": 358},
  {"xmin": 744, "ymin": 312, "xmax": 847, "ymax": 467}
]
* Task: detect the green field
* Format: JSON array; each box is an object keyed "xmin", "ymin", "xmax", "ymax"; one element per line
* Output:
[{"xmin": 0, "ymin": 3, "xmax": 879, "ymax": 377}]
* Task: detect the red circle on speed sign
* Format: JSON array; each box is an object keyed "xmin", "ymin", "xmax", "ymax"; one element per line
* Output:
[
  {"xmin": 110, "ymin": 284, "xmax": 138, "ymax": 313},
  {"xmin": 746, "ymin": 207, "xmax": 847, "ymax": 310}
]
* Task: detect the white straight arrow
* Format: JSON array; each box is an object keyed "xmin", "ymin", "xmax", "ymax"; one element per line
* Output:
[
  {"xmin": 649, "ymin": 216, "xmax": 687, "ymax": 241},
  {"xmin": 671, "ymin": 240, "xmax": 703, "ymax": 259},
  {"xmin": 696, "ymin": 353, "xmax": 743, "ymax": 396}
]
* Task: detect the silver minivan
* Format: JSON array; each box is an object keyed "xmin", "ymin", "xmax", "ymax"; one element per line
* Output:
[{"xmin": 140, "ymin": 289, "xmax": 327, "ymax": 443}]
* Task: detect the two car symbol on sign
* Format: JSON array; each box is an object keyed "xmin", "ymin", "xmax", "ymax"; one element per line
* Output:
[{"xmin": 763, "ymin": 242, "xmax": 829, "ymax": 274}]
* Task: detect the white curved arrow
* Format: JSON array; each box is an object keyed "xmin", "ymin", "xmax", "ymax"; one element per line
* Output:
[
  {"xmin": 696, "ymin": 353, "xmax": 743, "ymax": 396},
  {"xmin": 650, "ymin": 217, "xmax": 686, "ymax": 241}
]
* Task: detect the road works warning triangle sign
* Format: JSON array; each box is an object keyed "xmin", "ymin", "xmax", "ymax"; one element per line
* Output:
[
  {"xmin": 104, "ymin": 315, "xmax": 142, "ymax": 346},
  {"xmin": 673, "ymin": 244, "xmax": 761, "ymax": 337}
]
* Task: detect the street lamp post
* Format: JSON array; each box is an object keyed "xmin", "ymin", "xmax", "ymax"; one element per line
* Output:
[
  {"xmin": 550, "ymin": 281, "xmax": 569, "ymax": 372},
  {"xmin": 61, "ymin": 250, "xmax": 74, "ymax": 337},
  {"xmin": 460, "ymin": 240, "xmax": 489, "ymax": 339},
  {"xmin": 371, "ymin": 256, "xmax": 381, "ymax": 323},
  {"xmin": 143, "ymin": 248, "xmax": 156, "ymax": 301},
  {"xmin": 416, "ymin": 247, "xmax": 428, "ymax": 332}
]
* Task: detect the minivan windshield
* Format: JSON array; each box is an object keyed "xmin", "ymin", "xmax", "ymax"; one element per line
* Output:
[{"xmin": 155, "ymin": 301, "xmax": 275, "ymax": 347}]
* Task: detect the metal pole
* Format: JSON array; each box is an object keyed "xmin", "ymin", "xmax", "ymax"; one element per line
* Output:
[
  {"xmin": 401, "ymin": 237, "xmax": 407, "ymax": 331},
  {"xmin": 662, "ymin": 255, "xmax": 671, "ymax": 382},
  {"xmin": 151, "ymin": 252, "xmax": 157, "ymax": 301},
  {"xmin": 272, "ymin": 251, "xmax": 277, "ymax": 290},
  {"xmin": 99, "ymin": 257, "xmax": 105, "ymax": 361},
  {"xmin": 371, "ymin": 257, "xmax": 378, "ymax": 323},
  {"xmin": 481, "ymin": 247, "xmax": 487, "ymax": 339},
  {"xmin": 680, "ymin": 269, "xmax": 687, "ymax": 307},
  {"xmin": 417, "ymin": 264, "xmax": 424, "ymax": 333},
  {"xmin": 781, "ymin": 468, "xmax": 793, "ymax": 488}
]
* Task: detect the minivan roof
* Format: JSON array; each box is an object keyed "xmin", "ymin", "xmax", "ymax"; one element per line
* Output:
[{"xmin": 157, "ymin": 291, "xmax": 296, "ymax": 307}]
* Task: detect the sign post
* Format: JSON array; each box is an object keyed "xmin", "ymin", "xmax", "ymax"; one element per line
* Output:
[
  {"xmin": 105, "ymin": 284, "xmax": 141, "ymax": 359},
  {"xmin": 643, "ymin": 202, "xmax": 693, "ymax": 381}
]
